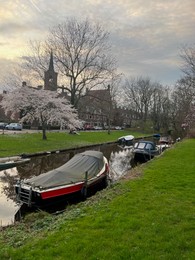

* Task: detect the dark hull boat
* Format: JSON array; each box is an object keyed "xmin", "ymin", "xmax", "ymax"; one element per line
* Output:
[
  {"xmin": 0, "ymin": 156, "xmax": 30, "ymax": 171},
  {"xmin": 134, "ymin": 150, "xmax": 155, "ymax": 162},
  {"xmin": 133, "ymin": 141, "xmax": 160, "ymax": 163},
  {"xmin": 15, "ymin": 151, "xmax": 109, "ymax": 208}
]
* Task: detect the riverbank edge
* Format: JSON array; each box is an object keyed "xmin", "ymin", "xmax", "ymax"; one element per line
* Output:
[
  {"xmin": 0, "ymin": 138, "xmax": 192, "ymax": 259},
  {"xmin": 20, "ymin": 136, "xmax": 153, "ymax": 158}
]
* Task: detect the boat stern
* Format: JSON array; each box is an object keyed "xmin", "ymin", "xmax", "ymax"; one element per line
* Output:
[{"xmin": 15, "ymin": 180, "xmax": 41, "ymax": 207}]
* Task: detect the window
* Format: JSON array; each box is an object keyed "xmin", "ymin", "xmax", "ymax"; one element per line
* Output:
[
  {"xmin": 137, "ymin": 142, "xmax": 146, "ymax": 149},
  {"xmin": 145, "ymin": 143, "xmax": 154, "ymax": 150}
]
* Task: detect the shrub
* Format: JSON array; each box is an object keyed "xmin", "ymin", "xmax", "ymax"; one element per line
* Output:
[{"xmin": 188, "ymin": 128, "xmax": 195, "ymax": 138}]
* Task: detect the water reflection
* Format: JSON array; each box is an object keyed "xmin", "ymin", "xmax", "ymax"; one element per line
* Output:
[
  {"xmin": 0, "ymin": 168, "xmax": 19, "ymax": 226},
  {"xmin": 0, "ymin": 143, "xmax": 134, "ymax": 227},
  {"xmin": 109, "ymin": 148, "xmax": 134, "ymax": 181}
]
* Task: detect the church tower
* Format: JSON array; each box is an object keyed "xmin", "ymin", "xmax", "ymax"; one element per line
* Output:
[{"xmin": 44, "ymin": 51, "xmax": 58, "ymax": 91}]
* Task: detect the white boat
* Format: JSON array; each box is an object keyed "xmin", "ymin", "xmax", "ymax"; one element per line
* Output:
[{"xmin": 117, "ymin": 135, "xmax": 134, "ymax": 147}]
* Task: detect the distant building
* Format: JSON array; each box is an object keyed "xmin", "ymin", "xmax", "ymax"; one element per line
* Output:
[
  {"xmin": 112, "ymin": 106, "xmax": 139, "ymax": 128},
  {"xmin": 78, "ymin": 85, "xmax": 113, "ymax": 128}
]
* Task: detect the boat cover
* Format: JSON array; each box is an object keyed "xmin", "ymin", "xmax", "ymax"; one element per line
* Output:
[
  {"xmin": 24, "ymin": 151, "xmax": 105, "ymax": 189},
  {"xmin": 118, "ymin": 135, "xmax": 134, "ymax": 141}
]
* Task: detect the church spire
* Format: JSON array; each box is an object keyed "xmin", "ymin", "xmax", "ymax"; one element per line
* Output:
[
  {"xmin": 49, "ymin": 50, "xmax": 54, "ymax": 71},
  {"xmin": 44, "ymin": 50, "xmax": 58, "ymax": 91}
]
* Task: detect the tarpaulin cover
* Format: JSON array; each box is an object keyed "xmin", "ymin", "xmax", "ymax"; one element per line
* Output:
[{"xmin": 25, "ymin": 151, "xmax": 105, "ymax": 189}]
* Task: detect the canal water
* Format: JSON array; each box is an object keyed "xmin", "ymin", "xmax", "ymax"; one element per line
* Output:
[{"xmin": 0, "ymin": 143, "xmax": 135, "ymax": 227}]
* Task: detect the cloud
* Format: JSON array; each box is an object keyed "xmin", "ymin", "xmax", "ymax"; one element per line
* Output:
[
  {"xmin": 0, "ymin": 57, "xmax": 18, "ymax": 90},
  {"xmin": 0, "ymin": 0, "xmax": 194, "ymax": 87}
]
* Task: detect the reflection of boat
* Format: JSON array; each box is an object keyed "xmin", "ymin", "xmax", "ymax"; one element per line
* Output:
[
  {"xmin": 15, "ymin": 151, "xmax": 109, "ymax": 208},
  {"xmin": 0, "ymin": 156, "xmax": 30, "ymax": 171},
  {"xmin": 133, "ymin": 141, "xmax": 160, "ymax": 162},
  {"xmin": 109, "ymin": 150, "xmax": 133, "ymax": 181},
  {"xmin": 117, "ymin": 135, "xmax": 134, "ymax": 147}
]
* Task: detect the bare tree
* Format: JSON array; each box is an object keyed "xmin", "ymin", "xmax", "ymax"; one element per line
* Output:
[
  {"xmin": 170, "ymin": 78, "xmax": 195, "ymax": 136},
  {"xmin": 102, "ymin": 73, "xmax": 122, "ymax": 134},
  {"xmin": 180, "ymin": 44, "xmax": 195, "ymax": 79},
  {"xmin": 150, "ymin": 85, "xmax": 171, "ymax": 132},
  {"xmin": 23, "ymin": 18, "xmax": 116, "ymax": 108},
  {"xmin": 1, "ymin": 86, "xmax": 82, "ymax": 140},
  {"xmin": 179, "ymin": 45, "xmax": 195, "ymax": 101},
  {"xmin": 123, "ymin": 76, "xmax": 156, "ymax": 124},
  {"xmin": 2, "ymin": 66, "xmax": 33, "ymax": 91},
  {"xmin": 22, "ymin": 40, "xmax": 49, "ymax": 82},
  {"xmin": 169, "ymin": 45, "xmax": 195, "ymax": 135},
  {"xmin": 184, "ymin": 104, "xmax": 195, "ymax": 130}
]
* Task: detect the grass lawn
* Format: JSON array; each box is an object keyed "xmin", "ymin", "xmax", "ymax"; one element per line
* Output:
[
  {"xmin": 0, "ymin": 130, "xmax": 146, "ymax": 157},
  {"xmin": 0, "ymin": 138, "xmax": 194, "ymax": 259}
]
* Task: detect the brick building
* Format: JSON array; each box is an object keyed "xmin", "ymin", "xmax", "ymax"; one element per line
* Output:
[{"xmin": 78, "ymin": 85, "xmax": 113, "ymax": 129}]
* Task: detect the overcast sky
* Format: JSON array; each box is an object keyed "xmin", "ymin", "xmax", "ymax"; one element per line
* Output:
[{"xmin": 0, "ymin": 0, "xmax": 195, "ymax": 90}]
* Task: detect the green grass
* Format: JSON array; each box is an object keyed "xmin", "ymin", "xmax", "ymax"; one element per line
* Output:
[
  {"xmin": 0, "ymin": 130, "xmax": 145, "ymax": 157},
  {"xmin": 0, "ymin": 139, "xmax": 194, "ymax": 259}
]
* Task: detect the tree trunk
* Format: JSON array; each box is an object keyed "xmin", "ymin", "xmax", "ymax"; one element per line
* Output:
[
  {"xmin": 42, "ymin": 128, "xmax": 47, "ymax": 140},
  {"xmin": 107, "ymin": 117, "xmax": 111, "ymax": 135}
]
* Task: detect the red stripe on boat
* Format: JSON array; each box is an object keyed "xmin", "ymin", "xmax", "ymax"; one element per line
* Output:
[
  {"xmin": 40, "ymin": 166, "xmax": 108, "ymax": 200},
  {"xmin": 41, "ymin": 183, "xmax": 83, "ymax": 199}
]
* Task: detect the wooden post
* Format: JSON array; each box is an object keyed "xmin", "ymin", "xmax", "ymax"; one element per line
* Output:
[{"xmin": 82, "ymin": 171, "xmax": 88, "ymax": 198}]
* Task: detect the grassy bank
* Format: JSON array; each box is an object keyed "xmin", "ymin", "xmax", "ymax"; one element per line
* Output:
[
  {"xmin": 0, "ymin": 139, "xmax": 194, "ymax": 259},
  {"xmin": 0, "ymin": 130, "xmax": 145, "ymax": 157}
]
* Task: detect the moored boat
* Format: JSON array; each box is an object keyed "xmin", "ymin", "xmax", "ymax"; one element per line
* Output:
[
  {"xmin": 15, "ymin": 151, "xmax": 109, "ymax": 208},
  {"xmin": 133, "ymin": 140, "xmax": 160, "ymax": 163},
  {"xmin": 153, "ymin": 133, "xmax": 161, "ymax": 140},
  {"xmin": 159, "ymin": 136, "xmax": 173, "ymax": 144},
  {"xmin": 157, "ymin": 136, "xmax": 173, "ymax": 152},
  {"xmin": 117, "ymin": 135, "xmax": 134, "ymax": 148},
  {"xmin": 0, "ymin": 156, "xmax": 30, "ymax": 171}
]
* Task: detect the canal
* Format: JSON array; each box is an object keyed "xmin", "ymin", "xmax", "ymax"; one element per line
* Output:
[{"xmin": 0, "ymin": 142, "xmax": 136, "ymax": 227}]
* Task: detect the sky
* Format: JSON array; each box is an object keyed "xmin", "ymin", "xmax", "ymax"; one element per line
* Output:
[{"xmin": 0, "ymin": 0, "xmax": 195, "ymax": 90}]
